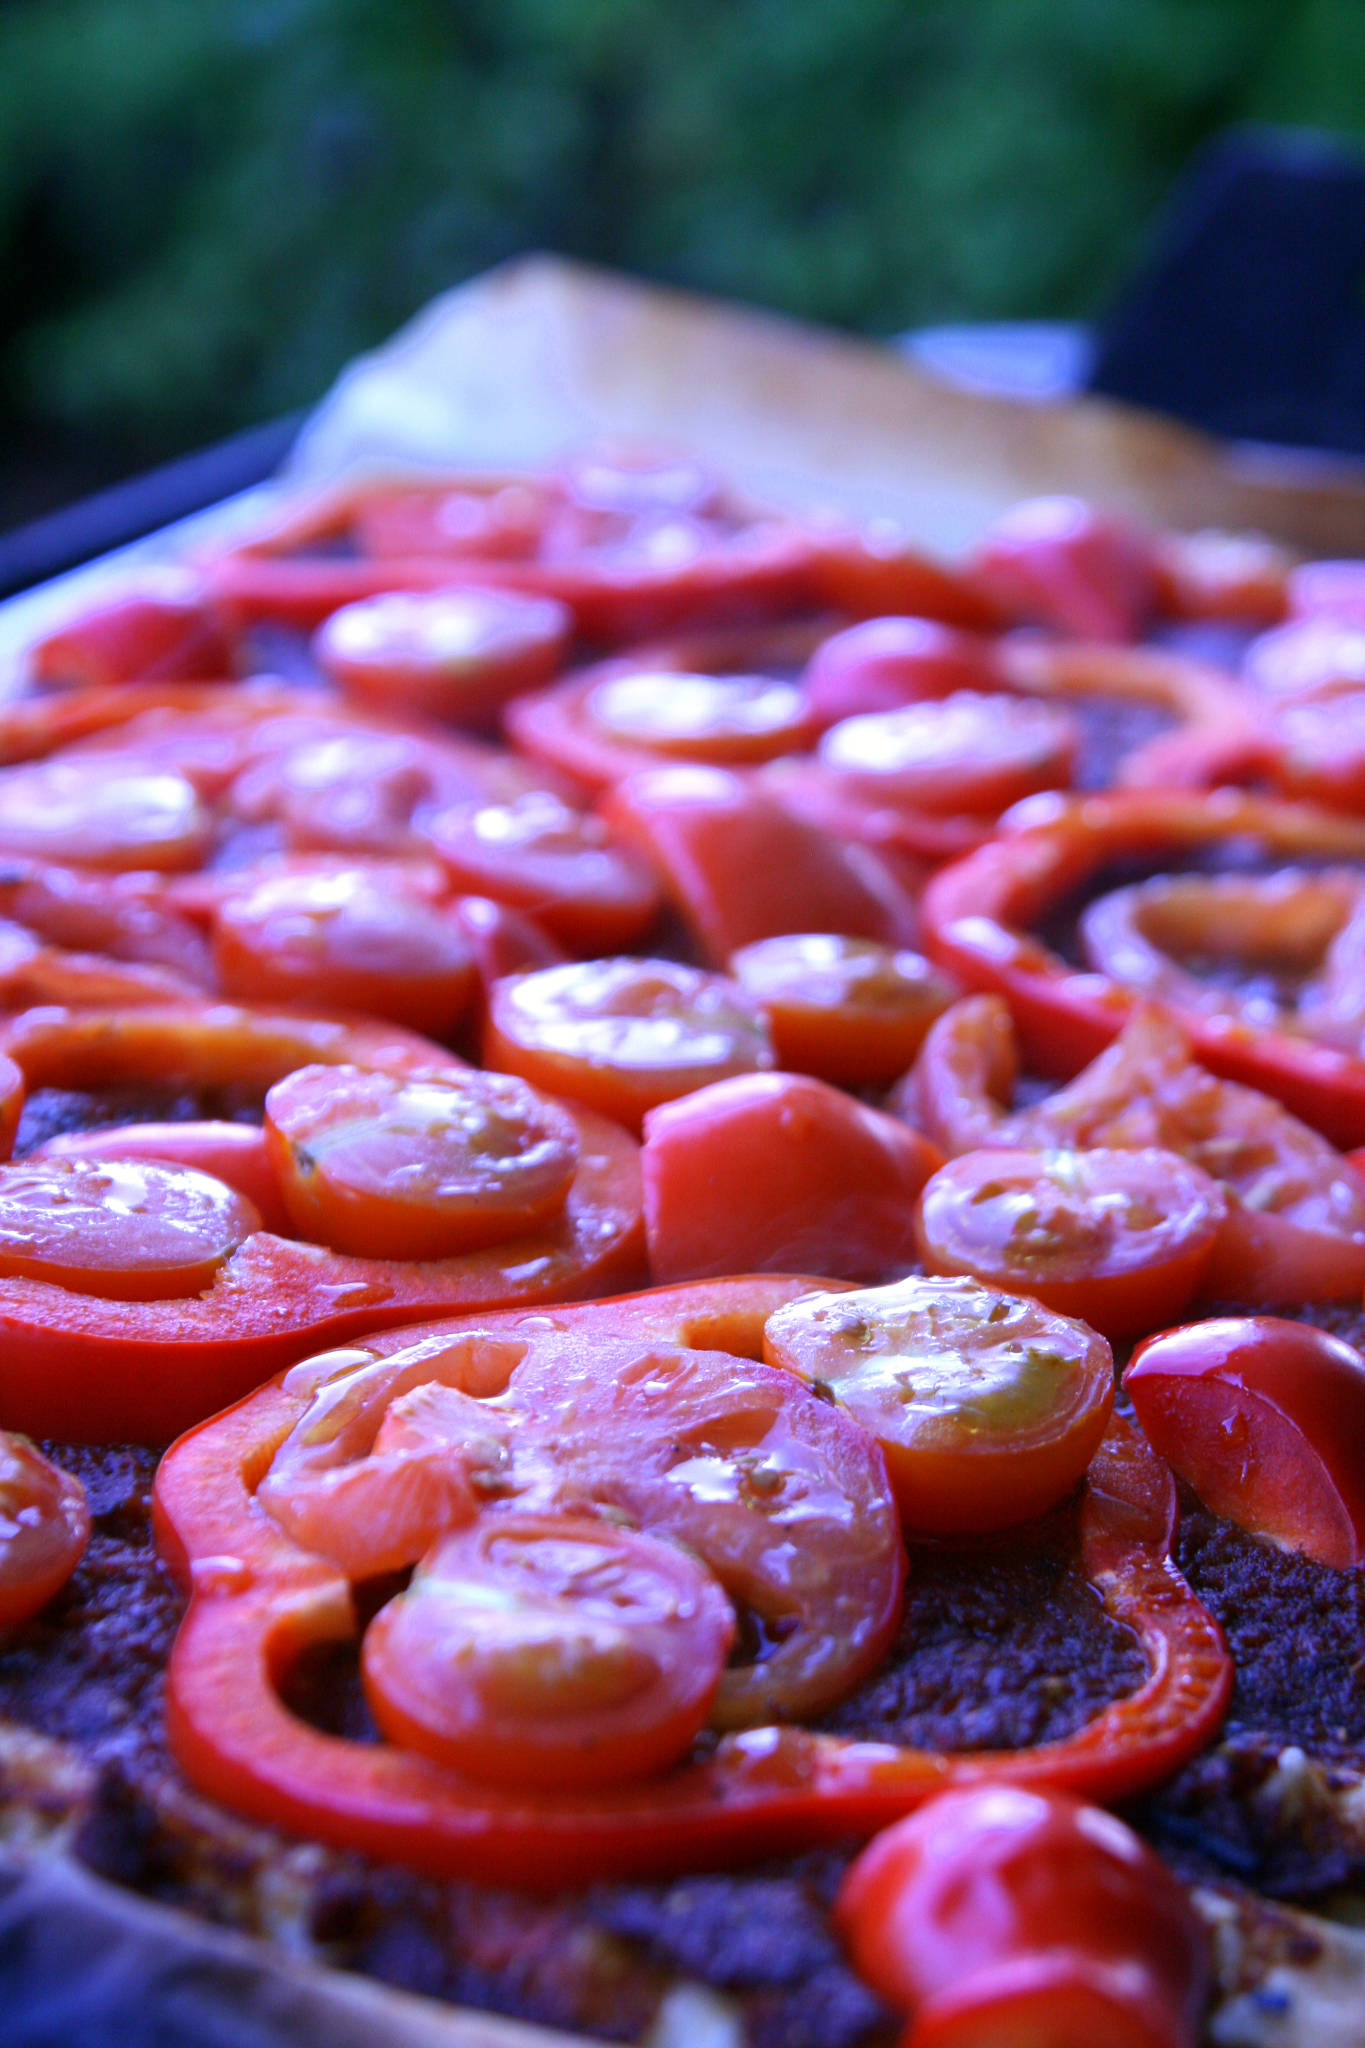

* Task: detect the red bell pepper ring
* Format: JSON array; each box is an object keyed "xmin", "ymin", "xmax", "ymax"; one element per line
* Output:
[
  {"xmin": 602, "ymin": 763, "xmax": 921, "ymax": 965},
  {"xmin": 155, "ymin": 1278, "xmax": 1230, "ymax": 1888},
  {"xmin": 921, "ymin": 788, "xmax": 1365, "ymax": 1147},
  {"xmin": 0, "ymin": 1001, "xmax": 643, "ymax": 1443}
]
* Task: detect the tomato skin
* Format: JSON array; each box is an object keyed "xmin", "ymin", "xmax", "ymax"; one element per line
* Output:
[
  {"xmin": 485, "ymin": 956, "xmax": 774, "ymax": 1134},
  {"xmin": 802, "ymin": 617, "xmax": 1004, "ymax": 726},
  {"xmin": 970, "ymin": 497, "xmax": 1159, "ymax": 643},
  {"xmin": 914, "ymin": 1146, "xmax": 1226, "ymax": 1340},
  {"xmin": 1125, "ymin": 1316, "xmax": 1365, "ymax": 1567},
  {"xmin": 921, "ymin": 788, "xmax": 1365, "ymax": 1146},
  {"xmin": 27, "ymin": 585, "xmax": 234, "ymax": 690},
  {"xmin": 643, "ymin": 1072, "xmax": 942, "ymax": 1283},
  {"xmin": 0, "ymin": 1053, "xmax": 22, "ymax": 1162},
  {"xmin": 0, "ymin": 760, "xmax": 213, "ymax": 873},
  {"xmin": 836, "ymin": 1785, "xmax": 1208, "ymax": 2048},
  {"xmin": 1152, "ymin": 528, "xmax": 1292, "ymax": 628},
  {"xmin": 34, "ymin": 1120, "xmax": 293, "ymax": 1238},
  {"xmin": 1289, "ymin": 558, "xmax": 1365, "ymax": 625},
  {"xmin": 0, "ymin": 1156, "xmax": 261, "ymax": 1302},
  {"xmin": 802, "ymin": 531, "xmax": 1001, "ymax": 631},
  {"xmin": 312, "ymin": 587, "xmax": 571, "ymax": 729},
  {"xmin": 0, "ymin": 1434, "xmax": 91, "ymax": 1626},
  {"xmin": 764, "ymin": 1274, "xmax": 1113, "ymax": 1533},
  {"xmin": 362, "ymin": 1512, "xmax": 736, "ymax": 1788},
  {"xmin": 603, "ymin": 763, "xmax": 920, "ymax": 965}
]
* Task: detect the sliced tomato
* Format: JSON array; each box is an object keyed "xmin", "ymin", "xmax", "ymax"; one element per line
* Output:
[
  {"xmin": 449, "ymin": 893, "xmax": 566, "ymax": 995},
  {"xmin": 728, "ymin": 933, "xmax": 957, "ymax": 1088},
  {"xmin": 802, "ymin": 527, "xmax": 1001, "ymax": 630},
  {"xmin": 602, "ymin": 763, "xmax": 920, "ymax": 964},
  {"xmin": 212, "ymin": 866, "xmax": 476, "ymax": 1037},
  {"xmin": 421, "ymin": 790, "xmax": 661, "ymax": 953},
  {"xmin": 1126, "ymin": 1316, "xmax": 1365, "ymax": 1568},
  {"xmin": 0, "ymin": 759, "xmax": 212, "ymax": 871},
  {"xmin": 837, "ymin": 1785, "xmax": 1209, "ymax": 2048},
  {"xmin": 485, "ymin": 956, "xmax": 773, "ymax": 1133},
  {"xmin": 0, "ymin": 1435, "xmax": 91, "ymax": 1626},
  {"xmin": 362, "ymin": 1512, "xmax": 736, "ymax": 1788},
  {"xmin": 34, "ymin": 1120, "xmax": 293, "ymax": 1237},
  {"xmin": 1288, "ymin": 558, "xmax": 1365, "ymax": 624},
  {"xmin": 970, "ymin": 497, "xmax": 1159, "ymax": 642},
  {"xmin": 1243, "ymin": 615, "xmax": 1365, "ymax": 698},
  {"xmin": 802, "ymin": 616, "xmax": 1004, "ymax": 726},
  {"xmin": 816, "ymin": 692, "xmax": 1078, "ymax": 817},
  {"xmin": 0, "ymin": 1155, "xmax": 260, "ymax": 1301},
  {"xmin": 643, "ymin": 1071, "xmax": 942, "ymax": 1283},
  {"xmin": 312, "ymin": 587, "xmax": 571, "ymax": 729},
  {"xmin": 0, "ymin": 1053, "xmax": 22, "ymax": 1162},
  {"xmin": 914, "ymin": 1146, "xmax": 1226, "ymax": 1340},
  {"xmin": 265, "ymin": 1063, "xmax": 581, "ymax": 1258},
  {"xmin": 1152, "ymin": 527, "xmax": 1293, "ymax": 627},
  {"xmin": 764, "ymin": 1274, "xmax": 1113, "ymax": 1532}
]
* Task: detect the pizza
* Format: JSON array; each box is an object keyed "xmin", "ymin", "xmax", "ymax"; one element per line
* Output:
[{"xmin": 1, "ymin": 453, "xmax": 1365, "ymax": 2046}]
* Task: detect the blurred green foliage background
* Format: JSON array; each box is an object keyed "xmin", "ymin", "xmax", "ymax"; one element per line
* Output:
[{"xmin": 2, "ymin": 0, "xmax": 1364, "ymax": 513}]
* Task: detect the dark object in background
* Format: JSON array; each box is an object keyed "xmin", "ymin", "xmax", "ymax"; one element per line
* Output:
[
  {"xmin": 0, "ymin": 414, "xmax": 302, "ymax": 603},
  {"xmin": 1090, "ymin": 129, "xmax": 1365, "ymax": 458}
]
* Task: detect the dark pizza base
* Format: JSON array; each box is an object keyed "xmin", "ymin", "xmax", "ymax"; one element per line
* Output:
[
  {"xmin": 13, "ymin": 1083, "xmax": 265, "ymax": 1157},
  {"xmin": 2, "ymin": 1436, "xmax": 1363, "ymax": 2047}
]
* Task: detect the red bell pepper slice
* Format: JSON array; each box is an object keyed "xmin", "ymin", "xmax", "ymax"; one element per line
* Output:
[
  {"xmin": 155, "ymin": 1280, "xmax": 1230, "ymax": 1889},
  {"xmin": 921, "ymin": 788, "xmax": 1365, "ymax": 1146}
]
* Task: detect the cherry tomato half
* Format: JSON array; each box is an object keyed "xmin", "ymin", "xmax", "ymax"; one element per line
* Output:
[
  {"xmin": 764, "ymin": 1274, "xmax": 1113, "ymax": 1532},
  {"xmin": 0, "ymin": 760, "xmax": 212, "ymax": 871},
  {"xmin": 728, "ymin": 933, "xmax": 957, "ymax": 1088},
  {"xmin": 362, "ymin": 1511, "xmax": 736, "ymax": 1788},
  {"xmin": 312, "ymin": 586, "xmax": 571, "ymax": 729},
  {"xmin": 816, "ymin": 692, "xmax": 1078, "ymax": 818},
  {"xmin": 0, "ymin": 1434, "xmax": 91, "ymax": 1627},
  {"xmin": 34, "ymin": 1120, "xmax": 294, "ymax": 1238},
  {"xmin": 914, "ymin": 1146, "xmax": 1226, "ymax": 1340},
  {"xmin": 485, "ymin": 956, "xmax": 773, "ymax": 1133},
  {"xmin": 0, "ymin": 1156, "xmax": 261, "ymax": 1301},
  {"xmin": 801, "ymin": 616, "xmax": 1004, "ymax": 726},
  {"xmin": 837, "ymin": 1784, "xmax": 1208, "ymax": 2048},
  {"xmin": 264, "ymin": 1063, "xmax": 582, "ymax": 1260},
  {"xmin": 970, "ymin": 497, "xmax": 1159, "ymax": 642},
  {"xmin": 1126, "ymin": 1316, "xmax": 1365, "ymax": 1568}
]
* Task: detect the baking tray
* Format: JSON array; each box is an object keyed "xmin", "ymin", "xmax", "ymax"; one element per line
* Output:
[{"xmin": 2, "ymin": 255, "xmax": 1365, "ymax": 2046}]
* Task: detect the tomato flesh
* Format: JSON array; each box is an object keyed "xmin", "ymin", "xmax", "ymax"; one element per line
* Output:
[
  {"xmin": 0, "ymin": 761, "xmax": 212, "ymax": 871},
  {"xmin": 585, "ymin": 669, "xmax": 812, "ymax": 764},
  {"xmin": 764, "ymin": 1274, "xmax": 1112, "ymax": 1532},
  {"xmin": 837, "ymin": 1785, "xmax": 1208, "ymax": 2048},
  {"xmin": 914, "ymin": 1145, "xmax": 1226, "ymax": 1339},
  {"xmin": 817, "ymin": 692, "xmax": 1078, "ymax": 817},
  {"xmin": 1125, "ymin": 1315, "xmax": 1365, "ymax": 1567},
  {"xmin": 34, "ymin": 1120, "xmax": 294, "ymax": 1238},
  {"xmin": 0, "ymin": 1434, "xmax": 91, "ymax": 1626},
  {"xmin": 362, "ymin": 1511, "xmax": 735, "ymax": 1787},
  {"xmin": 264, "ymin": 1063, "xmax": 581, "ymax": 1259},
  {"xmin": 970, "ymin": 497, "xmax": 1158, "ymax": 642},
  {"xmin": 802, "ymin": 616, "xmax": 1003, "ymax": 725},
  {"xmin": 0, "ymin": 1156, "xmax": 261, "ymax": 1301}
]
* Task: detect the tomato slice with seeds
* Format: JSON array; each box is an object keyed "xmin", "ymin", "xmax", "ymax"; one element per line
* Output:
[
  {"xmin": 764, "ymin": 1274, "xmax": 1113, "ymax": 1534},
  {"xmin": 0, "ymin": 1156, "xmax": 261, "ymax": 1301},
  {"xmin": 421, "ymin": 791, "xmax": 661, "ymax": 954},
  {"xmin": 914, "ymin": 1146, "xmax": 1226, "ymax": 1339},
  {"xmin": 0, "ymin": 1434, "xmax": 91, "ymax": 1626},
  {"xmin": 264, "ymin": 1063, "xmax": 581, "ymax": 1259},
  {"xmin": 362, "ymin": 1511, "xmax": 736, "ymax": 1789},
  {"xmin": 34, "ymin": 1121, "xmax": 294, "ymax": 1238},
  {"xmin": 0, "ymin": 760, "xmax": 212, "ymax": 871},
  {"xmin": 970, "ymin": 497, "xmax": 1158, "ymax": 642},
  {"xmin": 484, "ymin": 956, "xmax": 774, "ymax": 1133},
  {"xmin": 312, "ymin": 587, "xmax": 571, "ymax": 729},
  {"xmin": 817, "ymin": 692, "xmax": 1078, "ymax": 817},
  {"xmin": 212, "ymin": 867, "xmax": 477, "ymax": 1038},
  {"xmin": 728, "ymin": 933, "xmax": 957, "ymax": 1088}
]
